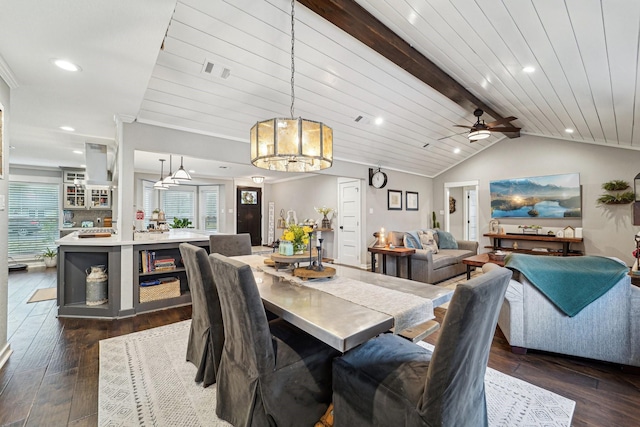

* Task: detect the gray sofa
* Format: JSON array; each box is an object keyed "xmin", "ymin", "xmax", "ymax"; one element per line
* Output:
[
  {"xmin": 484, "ymin": 262, "xmax": 640, "ymax": 367},
  {"xmin": 382, "ymin": 230, "xmax": 478, "ymax": 284}
]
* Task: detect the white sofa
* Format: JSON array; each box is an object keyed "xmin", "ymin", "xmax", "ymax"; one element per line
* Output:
[{"xmin": 484, "ymin": 262, "xmax": 640, "ymax": 367}]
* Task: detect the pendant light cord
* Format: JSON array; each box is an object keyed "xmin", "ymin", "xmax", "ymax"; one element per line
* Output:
[{"xmin": 290, "ymin": 0, "xmax": 295, "ymax": 119}]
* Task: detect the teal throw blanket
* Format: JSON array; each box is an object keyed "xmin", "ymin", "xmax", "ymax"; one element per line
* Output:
[{"xmin": 505, "ymin": 253, "xmax": 627, "ymax": 317}]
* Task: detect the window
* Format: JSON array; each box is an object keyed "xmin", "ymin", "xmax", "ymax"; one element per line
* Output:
[
  {"xmin": 142, "ymin": 180, "xmax": 155, "ymax": 229},
  {"xmin": 161, "ymin": 186, "xmax": 196, "ymax": 226},
  {"xmin": 200, "ymin": 186, "xmax": 219, "ymax": 231},
  {"xmin": 9, "ymin": 182, "xmax": 59, "ymax": 257}
]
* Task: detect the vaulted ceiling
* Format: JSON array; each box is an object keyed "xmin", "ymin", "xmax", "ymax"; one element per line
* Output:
[{"xmin": 2, "ymin": 0, "xmax": 639, "ymax": 179}]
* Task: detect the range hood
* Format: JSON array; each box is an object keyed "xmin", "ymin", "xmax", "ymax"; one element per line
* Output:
[{"xmin": 74, "ymin": 143, "xmax": 114, "ymax": 189}]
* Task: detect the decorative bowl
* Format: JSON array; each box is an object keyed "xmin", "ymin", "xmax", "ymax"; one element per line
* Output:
[{"xmin": 488, "ymin": 252, "xmax": 507, "ymax": 262}]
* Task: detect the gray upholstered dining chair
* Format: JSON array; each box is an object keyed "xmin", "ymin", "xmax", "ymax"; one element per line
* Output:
[
  {"xmin": 179, "ymin": 243, "xmax": 224, "ymax": 388},
  {"xmin": 209, "ymin": 253, "xmax": 340, "ymax": 427},
  {"xmin": 332, "ymin": 267, "xmax": 512, "ymax": 427},
  {"xmin": 209, "ymin": 233, "xmax": 252, "ymax": 257}
]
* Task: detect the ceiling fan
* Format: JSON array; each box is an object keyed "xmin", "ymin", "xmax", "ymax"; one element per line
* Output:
[{"xmin": 454, "ymin": 109, "xmax": 520, "ymax": 142}]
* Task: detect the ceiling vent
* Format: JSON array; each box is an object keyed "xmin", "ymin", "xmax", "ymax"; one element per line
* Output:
[
  {"xmin": 354, "ymin": 115, "xmax": 371, "ymax": 124},
  {"xmin": 202, "ymin": 59, "xmax": 231, "ymax": 79}
]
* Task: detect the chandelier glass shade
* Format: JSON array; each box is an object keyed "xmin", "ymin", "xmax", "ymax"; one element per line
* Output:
[
  {"xmin": 249, "ymin": 0, "xmax": 333, "ymax": 172},
  {"xmin": 250, "ymin": 117, "xmax": 333, "ymax": 172},
  {"xmin": 251, "ymin": 176, "xmax": 265, "ymax": 184},
  {"xmin": 468, "ymin": 129, "xmax": 491, "ymax": 140}
]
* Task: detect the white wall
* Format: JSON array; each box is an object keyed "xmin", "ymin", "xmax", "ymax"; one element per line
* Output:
[
  {"xmin": 433, "ymin": 134, "xmax": 640, "ymax": 264},
  {"xmin": 0, "ymin": 76, "xmax": 10, "ymax": 368}
]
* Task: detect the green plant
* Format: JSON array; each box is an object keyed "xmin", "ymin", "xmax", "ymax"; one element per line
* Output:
[
  {"xmin": 431, "ymin": 211, "xmax": 440, "ymax": 229},
  {"xmin": 37, "ymin": 247, "xmax": 57, "ymax": 259},
  {"xmin": 601, "ymin": 180, "xmax": 630, "ymax": 191},
  {"xmin": 597, "ymin": 192, "xmax": 635, "ymax": 205},
  {"xmin": 171, "ymin": 218, "xmax": 193, "ymax": 228}
]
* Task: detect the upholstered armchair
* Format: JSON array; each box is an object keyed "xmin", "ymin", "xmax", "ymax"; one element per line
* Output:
[
  {"xmin": 179, "ymin": 243, "xmax": 223, "ymax": 387},
  {"xmin": 209, "ymin": 253, "xmax": 339, "ymax": 427},
  {"xmin": 332, "ymin": 267, "xmax": 512, "ymax": 426}
]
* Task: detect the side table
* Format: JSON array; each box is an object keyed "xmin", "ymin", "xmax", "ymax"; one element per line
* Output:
[
  {"xmin": 462, "ymin": 253, "xmax": 505, "ymax": 280},
  {"xmin": 368, "ymin": 246, "xmax": 416, "ymax": 279}
]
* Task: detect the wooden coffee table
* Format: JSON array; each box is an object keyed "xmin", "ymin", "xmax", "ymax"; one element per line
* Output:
[{"xmin": 462, "ymin": 253, "xmax": 506, "ymax": 280}]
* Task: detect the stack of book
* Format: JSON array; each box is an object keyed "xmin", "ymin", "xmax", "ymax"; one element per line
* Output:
[{"xmin": 140, "ymin": 251, "xmax": 176, "ymax": 273}]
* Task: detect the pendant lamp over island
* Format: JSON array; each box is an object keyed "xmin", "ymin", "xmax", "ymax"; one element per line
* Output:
[
  {"xmin": 154, "ymin": 159, "xmax": 169, "ymax": 191},
  {"xmin": 250, "ymin": 0, "xmax": 333, "ymax": 173},
  {"xmin": 172, "ymin": 156, "xmax": 192, "ymax": 181},
  {"xmin": 162, "ymin": 155, "xmax": 179, "ymax": 187}
]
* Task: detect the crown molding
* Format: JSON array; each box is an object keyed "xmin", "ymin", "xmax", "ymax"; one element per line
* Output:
[{"xmin": 0, "ymin": 54, "xmax": 19, "ymax": 88}]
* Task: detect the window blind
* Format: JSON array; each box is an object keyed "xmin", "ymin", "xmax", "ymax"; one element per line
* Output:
[
  {"xmin": 161, "ymin": 187, "xmax": 196, "ymax": 226},
  {"xmin": 9, "ymin": 182, "xmax": 60, "ymax": 257},
  {"xmin": 201, "ymin": 187, "xmax": 219, "ymax": 231},
  {"xmin": 142, "ymin": 180, "xmax": 155, "ymax": 228}
]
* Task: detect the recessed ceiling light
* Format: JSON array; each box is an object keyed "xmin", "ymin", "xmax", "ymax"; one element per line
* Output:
[
  {"xmin": 522, "ymin": 66, "xmax": 535, "ymax": 73},
  {"xmin": 565, "ymin": 128, "xmax": 574, "ymax": 134},
  {"xmin": 80, "ymin": 164, "xmax": 86, "ymax": 168},
  {"xmin": 374, "ymin": 117, "xmax": 384, "ymax": 125},
  {"xmin": 60, "ymin": 126, "xmax": 75, "ymax": 132},
  {"xmin": 52, "ymin": 59, "xmax": 82, "ymax": 72},
  {"xmin": 73, "ymin": 150, "xmax": 83, "ymax": 154},
  {"xmin": 188, "ymin": 169, "xmax": 195, "ymax": 173},
  {"xmin": 453, "ymin": 148, "xmax": 461, "ymax": 154}
]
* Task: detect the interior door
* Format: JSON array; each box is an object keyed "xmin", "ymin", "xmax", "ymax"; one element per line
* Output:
[
  {"xmin": 338, "ymin": 179, "xmax": 361, "ymax": 267},
  {"xmin": 236, "ymin": 186, "xmax": 262, "ymax": 246}
]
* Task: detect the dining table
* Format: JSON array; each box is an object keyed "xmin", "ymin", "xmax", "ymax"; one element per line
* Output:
[{"xmin": 233, "ymin": 254, "xmax": 454, "ymax": 352}]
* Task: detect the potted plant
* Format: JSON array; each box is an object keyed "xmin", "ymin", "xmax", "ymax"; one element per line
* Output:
[{"xmin": 38, "ymin": 247, "xmax": 57, "ymax": 268}]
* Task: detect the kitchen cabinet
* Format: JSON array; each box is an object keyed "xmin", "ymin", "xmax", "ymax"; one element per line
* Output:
[
  {"xmin": 63, "ymin": 184, "xmax": 111, "ymax": 209},
  {"xmin": 63, "ymin": 170, "xmax": 86, "ymax": 183}
]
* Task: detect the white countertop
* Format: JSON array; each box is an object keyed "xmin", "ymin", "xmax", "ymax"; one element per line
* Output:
[{"xmin": 56, "ymin": 230, "xmax": 212, "ymax": 246}]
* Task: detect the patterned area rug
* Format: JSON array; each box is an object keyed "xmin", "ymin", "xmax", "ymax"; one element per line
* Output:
[{"xmin": 99, "ymin": 320, "xmax": 575, "ymax": 427}]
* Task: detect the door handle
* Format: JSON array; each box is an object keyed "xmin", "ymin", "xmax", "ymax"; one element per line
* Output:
[{"xmin": 339, "ymin": 226, "xmax": 344, "ymax": 230}]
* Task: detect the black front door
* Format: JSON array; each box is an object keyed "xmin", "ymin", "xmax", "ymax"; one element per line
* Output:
[{"xmin": 236, "ymin": 186, "xmax": 262, "ymax": 246}]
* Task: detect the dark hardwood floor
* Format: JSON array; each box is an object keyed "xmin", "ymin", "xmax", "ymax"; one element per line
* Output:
[{"xmin": 0, "ymin": 268, "xmax": 638, "ymax": 426}]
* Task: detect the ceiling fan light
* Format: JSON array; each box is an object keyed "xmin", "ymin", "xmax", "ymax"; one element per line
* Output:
[{"xmin": 468, "ymin": 129, "xmax": 491, "ymax": 140}]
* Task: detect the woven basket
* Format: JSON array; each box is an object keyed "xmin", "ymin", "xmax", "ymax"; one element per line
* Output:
[
  {"xmin": 488, "ymin": 252, "xmax": 507, "ymax": 262},
  {"xmin": 140, "ymin": 278, "xmax": 180, "ymax": 303}
]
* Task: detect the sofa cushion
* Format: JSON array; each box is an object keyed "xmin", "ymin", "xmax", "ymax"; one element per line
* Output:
[
  {"xmin": 436, "ymin": 230, "xmax": 458, "ymax": 249},
  {"xmin": 432, "ymin": 249, "xmax": 475, "ymax": 269},
  {"xmin": 421, "ymin": 229, "xmax": 439, "ymax": 246},
  {"xmin": 403, "ymin": 231, "xmax": 422, "ymax": 249},
  {"xmin": 418, "ymin": 230, "xmax": 438, "ymax": 253}
]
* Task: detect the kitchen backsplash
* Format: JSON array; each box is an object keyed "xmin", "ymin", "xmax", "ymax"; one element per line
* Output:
[{"xmin": 63, "ymin": 209, "xmax": 112, "ymax": 228}]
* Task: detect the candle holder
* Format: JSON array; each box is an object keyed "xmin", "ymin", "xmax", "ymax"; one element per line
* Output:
[
  {"xmin": 307, "ymin": 230, "xmax": 315, "ymax": 270},
  {"xmin": 315, "ymin": 238, "xmax": 325, "ymax": 271}
]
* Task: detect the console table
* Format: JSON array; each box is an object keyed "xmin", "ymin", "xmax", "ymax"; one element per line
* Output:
[
  {"xmin": 368, "ymin": 247, "xmax": 416, "ymax": 279},
  {"xmin": 484, "ymin": 233, "xmax": 583, "ymax": 256}
]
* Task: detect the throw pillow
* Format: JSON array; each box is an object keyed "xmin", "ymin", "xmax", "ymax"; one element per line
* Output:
[
  {"xmin": 418, "ymin": 230, "xmax": 439, "ymax": 253},
  {"xmin": 437, "ymin": 230, "xmax": 459, "ymax": 249},
  {"xmin": 403, "ymin": 231, "xmax": 422, "ymax": 249},
  {"xmin": 421, "ymin": 228, "xmax": 439, "ymax": 247}
]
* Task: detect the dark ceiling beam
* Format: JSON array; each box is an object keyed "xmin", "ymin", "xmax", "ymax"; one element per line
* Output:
[{"xmin": 297, "ymin": 0, "xmax": 506, "ymax": 123}]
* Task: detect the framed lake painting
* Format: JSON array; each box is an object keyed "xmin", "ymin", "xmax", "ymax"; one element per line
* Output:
[{"xmin": 490, "ymin": 173, "xmax": 581, "ymax": 218}]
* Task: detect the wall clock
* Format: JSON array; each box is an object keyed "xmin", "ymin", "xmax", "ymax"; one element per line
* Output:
[{"xmin": 369, "ymin": 168, "xmax": 387, "ymax": 189}]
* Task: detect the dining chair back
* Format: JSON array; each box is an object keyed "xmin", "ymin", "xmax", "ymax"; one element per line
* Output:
[
  {"xmin": 209, "ymin": 233, "xmax": 252, "ymax": 257},
  {"xmin": 332, "ymin": 267, "xmax": 512, "ymax": 427},
  {"xmin": 209, "ymin": 253, "xmax": 339, "ymax": 427},
  {"xmin": 179, "ymin": 243, "xmax": 223, "ymax": 388}
]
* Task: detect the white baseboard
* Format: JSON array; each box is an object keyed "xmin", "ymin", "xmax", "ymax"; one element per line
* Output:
[{"xmin": 0, "ymin": 342, "xmax": 13, "ymax": 370}]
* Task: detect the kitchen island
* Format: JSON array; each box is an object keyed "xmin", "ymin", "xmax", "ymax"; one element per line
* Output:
[{"xmin": 56, "ymin": 230, "xmax": 211, "ymax": 319}]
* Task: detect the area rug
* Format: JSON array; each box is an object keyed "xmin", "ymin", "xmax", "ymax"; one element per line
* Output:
[
  {"xmin": 27, "ymin": 287, "xmax": 56, "ymax": 303},
  {"xmin": 99, "ymin": 321, "xmax": 575, "ymax": 427}
]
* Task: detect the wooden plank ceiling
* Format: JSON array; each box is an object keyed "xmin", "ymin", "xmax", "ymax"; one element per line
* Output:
[{"xmin": 137, "ymin": 0, "xmax": 640, "ymax": 177}]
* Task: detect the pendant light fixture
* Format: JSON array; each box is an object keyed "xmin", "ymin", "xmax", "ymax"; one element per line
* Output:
[
  {"xmin": 249, "ymin": 0, "xmax": 333, "ymax": 172},
  {"xmin": 252, "ymin": 176, "xmax": 265, "ymax": 184},
  {"xmin": 154, "ymin": 159, "xmax": 169, "ymax": 190},
  {"xmin": 172, "ymin": 156, "xmax": 192, "ymax": 181},
  {"xmin": 163, "ymin": 155, "xmax": 179, "ymax": 186}
]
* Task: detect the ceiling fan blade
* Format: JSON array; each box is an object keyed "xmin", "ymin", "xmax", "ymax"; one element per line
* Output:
[
  {"xmin": 486, "ymin": 116, "xmax": 517, "ymax": 127},
  {"xmin": 469, "ymin": 139, "xmax": 478, "ymax": 143},
  {"xmin": 453, "ymin": 125, "xmax": 474, "ymax": 129},
  {"xmin": 488, "ymin": 127, "xmax": 521, "ymax": 133}
]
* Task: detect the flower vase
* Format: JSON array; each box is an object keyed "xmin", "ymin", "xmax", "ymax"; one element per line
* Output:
[{"xmin": 322, "ymin": 215, "xmax": 331, "ymax": 229}]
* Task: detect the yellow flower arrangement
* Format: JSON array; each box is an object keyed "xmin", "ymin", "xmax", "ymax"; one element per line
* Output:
[{"xmin": 282, "ymin": 224, "xmax": 313, "ymax": 253}]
